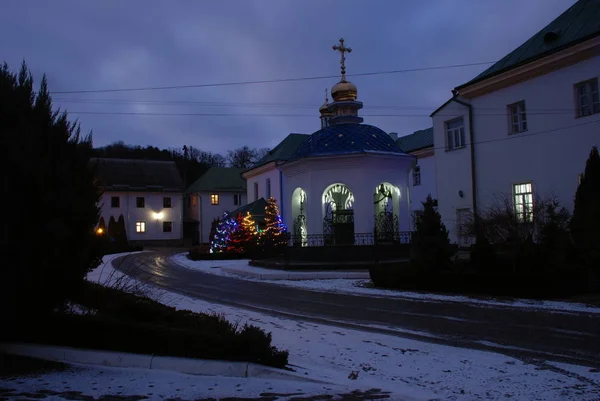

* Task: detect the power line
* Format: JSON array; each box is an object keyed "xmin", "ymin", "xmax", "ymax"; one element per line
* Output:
[
  {"xmin": 48, "ymin": 61, "xmax": 496, "ymax": 94},
  {"xmin": 65, "ymin": 110, "xmax": 585, "ymax": 117},
  {"xmin": 53, "ymin": 97, "xmax": 585, "ymax": 113}
]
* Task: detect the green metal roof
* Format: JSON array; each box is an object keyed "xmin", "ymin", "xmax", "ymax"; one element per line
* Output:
[
  {"xmin": 396, "ymin": 128, "xmax": 433, "ymax": 153},
  {"xmin": 227, "ymin": 198, "xmax": 268, "ymax": 223},
  {"xmin": 249, "ymin": 133, "xmax": 309, "ymax": 170},
  {"xmin": 457, "ymin": 0, "xmax": 600, "ymax": 90},
  {"xmin": 186, "ymin": 167, "xmax": 246, "ymax": 193}
]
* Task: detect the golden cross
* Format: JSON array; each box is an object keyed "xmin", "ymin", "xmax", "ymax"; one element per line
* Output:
[
  {"xmin": 332, "ymin": 38, "xmax": 352, "ymax": 81},
  {"xmin": 325, "ymin": 88, "xmax": 329, "ymax": 103}
]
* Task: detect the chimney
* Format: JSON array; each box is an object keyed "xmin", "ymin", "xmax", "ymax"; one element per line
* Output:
[{"xmin": 388, "ymin": 132, "xmax": 398, "ymax": 141}]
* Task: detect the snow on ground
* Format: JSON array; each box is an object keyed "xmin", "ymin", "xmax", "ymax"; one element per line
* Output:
[
  {"xmin": 1, "ymin": 363, "xmax": 356, "ymax": 401},
  {"xmin": 171, "ymin": 252, "xmax": 600, "ymax": 315},
  {"xmin": 69, "ymin": 253, "xmax": 600, "ymax": 400}
]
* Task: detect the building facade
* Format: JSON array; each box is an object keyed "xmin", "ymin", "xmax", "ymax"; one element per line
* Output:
[
  {"xmin": 431, "ymin": 0, "xmax": 600, "ymax": 245},
  {"xmin": 185, "ymin": 167, "xmax": 247, "ymax": 245},
  {"xmin": 92, "ymin": 158, "xmax": 185, "ymax": 246}
]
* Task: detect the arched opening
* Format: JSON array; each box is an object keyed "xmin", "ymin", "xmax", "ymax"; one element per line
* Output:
[
  {"xmin": 291, "ymin": 188, "xmax": 308, "ymax": 247},
  {"xmin": 322, "ymin": 183, "xmax": 355, "ymax": 245},
  {"xmin": 373, "ymin": 182, "xmax": 400, "ymax": 243}
]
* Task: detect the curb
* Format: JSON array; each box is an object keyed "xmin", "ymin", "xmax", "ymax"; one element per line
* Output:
[
  {"xmin": 0, "ymin": 343, "xmax": 331, "ymax": 384},
  {"xmin": 221, "ymin": 266, "xmax": 370, "ymax": 281}
]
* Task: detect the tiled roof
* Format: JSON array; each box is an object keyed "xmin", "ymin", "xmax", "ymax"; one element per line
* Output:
[
  {"xmin": 396, "ymin": 128, "xmax": 434, "ymax": 153},
  {"xmin": 90, "ymin": 158, "xmax": 184, "ymax": 192},
  {"xmin": 251, "ymin": 133, "xmax": 309, "ymax": 170},
  {"xmin": 458, "ymin": 0, "xmax": 600, "ymax": 89},
  {"xmin": 288, "ymin": 124, "xmax": 407, "ymax": 161},
  {"xmin": 186, "ymin": 167, "xmax": 246, "ymax": 193}
]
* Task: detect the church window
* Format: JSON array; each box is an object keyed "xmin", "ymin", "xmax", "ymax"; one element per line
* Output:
[
  {"xmin": 135, "ymin": 221, "xmax": 146, "ymax": 233},
  {"xmin": 575, "ymin": 78, "xmax": 599, "ymax": 118},
  {"xmin": 136, "ymin": 197, "xmax": 145, "ymax": 208},
  {"xmin": 266, "ymin": 178, "xmax": 271, "ymax": 198},
  {"xmin": 233, "ymin": 194, "xmax": 242, "ymax": 206},
  {"xmin": 210, "ymin": 194, "xmax": 219, "ymax": 205},
  {"xmin": 254, "ymin": 182, "xmax": 259, "ymax": 201},
  {"xmin": 513, "ymin": 182, "xmax": 533, "ymax": 222},
  {"xmin": 413, "ymin": 166, "xmax": 421, "ymax": 186},
  {"xmin": 446, "ymin": 118, "xmax": 465, "ymax": 150},
  {"xmin": 163, "ymin": 197, "xmax": 172, "ymax": 208},
  {"xmin": 507, "ymin": 101, "xmax": 527, "ymax": 134},
  {"xmin": 111, "ymin": 196, "xmax": 120, "ymax": 208},
  {"xmin": 163, "ymin": 221, "xmax": 173, "ymax": 233}
]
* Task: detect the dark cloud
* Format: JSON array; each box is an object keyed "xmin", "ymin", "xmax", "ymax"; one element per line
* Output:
[{"xmin": 1, "ymin": 0, "xmax": 576, "ymax": 154}]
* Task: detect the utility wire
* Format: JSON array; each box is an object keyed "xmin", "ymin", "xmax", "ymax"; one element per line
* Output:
[
  {"xmin": 53, "ymin": 98, "xmax": 586, "ymax": 113},
  {"xmin": 48, "ymin": 61, "xmax": 496, "ymax": 94},
  {"xmin": 65, "ymin": 110, "xmax": 586, "ymax": 117}
]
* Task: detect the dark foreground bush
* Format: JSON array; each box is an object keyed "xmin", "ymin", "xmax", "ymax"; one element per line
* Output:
[
  {"xmin": 369, "ymin": 262, "xmax": 598, "ymax": 299},
  {"xmin": 3, "ymin": 283, "xmax": 288, "ymax": 369}
]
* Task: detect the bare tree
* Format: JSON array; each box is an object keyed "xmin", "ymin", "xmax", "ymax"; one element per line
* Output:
[{"xmin": 227, "ymin": 146, "xmax": 262, "ymax": 168}]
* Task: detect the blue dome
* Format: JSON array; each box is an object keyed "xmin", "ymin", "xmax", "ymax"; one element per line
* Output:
[{"xmin": 289, "ymin": 124, "xmax": 405, "ymax": 161}]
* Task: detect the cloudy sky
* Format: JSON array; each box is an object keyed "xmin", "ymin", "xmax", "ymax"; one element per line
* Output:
[{"xmin": 2, "ymin": 0, "xmax": 576, "ymax": 155}]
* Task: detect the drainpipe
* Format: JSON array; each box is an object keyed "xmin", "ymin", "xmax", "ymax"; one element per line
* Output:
[
  {"xmin": 450, "ymin": 91, "xmax": 478, "ymax": 227},
  {"xmin": 180, "ymin": 192, "xmax": 184, "ymax": 247},
  {"xmin": 198, "ymin": 193, "xmax": 203, "ymax": 245},
  {"xmin": 277, "ymin": 163, "xmax": 284, "ymax": 222}
]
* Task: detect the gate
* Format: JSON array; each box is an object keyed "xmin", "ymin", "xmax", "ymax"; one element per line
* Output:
[{"xmin": 374, "ymin": 211, "xmax": 398, "ymax": 243}]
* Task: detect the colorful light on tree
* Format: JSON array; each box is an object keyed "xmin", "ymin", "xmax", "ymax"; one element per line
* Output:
[
  {"xmin": 259, "ymin": 197, "xmax": 288, "ymax": 250},
  {"xmin": 210, "ymin": 212, "xmax": 236, "ymax": 253}
]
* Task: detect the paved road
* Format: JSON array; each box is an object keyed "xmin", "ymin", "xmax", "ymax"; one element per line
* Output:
[{"xmin": 113, "ymin": 250, "xmax": 600, "ymax": 368}]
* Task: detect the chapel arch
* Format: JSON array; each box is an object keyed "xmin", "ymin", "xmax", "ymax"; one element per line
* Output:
[
  {"xmin": 291, "ymin": 187, "xmax": 308, "ymax": 247},
  {"xmin": 322, "ymin": 183, "xmax": 355, "ymax": 245},
  {"xmin": 373, "ymin": 182, "xmax": 400, "ymax": 242}
]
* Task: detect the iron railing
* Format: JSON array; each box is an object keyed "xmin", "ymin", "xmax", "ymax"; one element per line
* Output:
[{"xmin": 286, "ymin": 231, "xmax": 413, "ymax": 247}]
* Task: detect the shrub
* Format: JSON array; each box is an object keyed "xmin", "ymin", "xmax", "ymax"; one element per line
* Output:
[
  {"xmin": 410, "ymin": 195, "xmax": 454, "ymax": 271},
  {"xmin": 571, "ymin": 146, "xmax": 600, "ymax": 269},
  {"xmin": 1, "ymin": 62, "xmax": 101, "ymax": 325}
]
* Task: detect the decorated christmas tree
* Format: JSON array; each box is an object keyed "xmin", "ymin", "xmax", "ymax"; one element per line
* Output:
[
  {"xmin": 210, "ymin": 212, "xmax": 236, "ymax": 253},
  {"xmin": 241, "ymin": 212, "xmax": 258, "ymax": 252},
  {"xmin": 227, "ymin": 213, "xmax": 246, "ymax": 254},
  {"xmin": 258, "ymin": 197, "xmax": 288, "ymax": 252}
]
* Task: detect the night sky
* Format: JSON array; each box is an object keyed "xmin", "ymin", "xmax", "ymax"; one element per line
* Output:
[{"xmin": 1, "ymin": 0, "xmax": 575, "ymax": 154}]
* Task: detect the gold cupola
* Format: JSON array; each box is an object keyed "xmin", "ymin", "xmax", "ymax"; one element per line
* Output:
[{"xmin": 331, "ymin": 38, "xmax": 358, "ymax": 102}]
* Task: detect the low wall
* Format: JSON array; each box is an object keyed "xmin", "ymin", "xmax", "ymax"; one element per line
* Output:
[{"xmin": 285, "ymin": 244, "xmax": 410, "ymax": 263}]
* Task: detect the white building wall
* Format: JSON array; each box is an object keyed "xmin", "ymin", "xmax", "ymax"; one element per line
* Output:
[
  {"xmin": 433, "ymin": 100, "xmax": 474, "ymax": 244},
  {"xmin": 246, "ymin": 167, "xmax": 282, "ymax": 206},
  {"xmin": 98, "ymin": 191, "xmax": 183, "ymax": 242},
  {"xmin": 433, "ymin": 56, "xmax": 600, "ymax": 244},
  {"xmin": 471, "ymin": 56, "xmax": 600, "ymax": 213},
  {"xmin": 281, "ymin": 154, "xmax": 415, "ymax": 235},
  {"xmin": 408, "ymin": 153, "xmax": 437, "ymax": 219},
  {"xmin": 186, "ymin": 190, "xmax": 247, "ymax": 244}
]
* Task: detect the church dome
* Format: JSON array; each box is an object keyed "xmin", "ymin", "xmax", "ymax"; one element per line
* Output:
[
  {"xmin": 288, "ymin": 124, "xmax": 406, "ymax": 161},
  {"xmin": 331, "ymin": 80, "xmax": 357, "ymax": 101},
  {"xmin": 319, "ymin": 101, "xmax": 332, "ymax": 115}
]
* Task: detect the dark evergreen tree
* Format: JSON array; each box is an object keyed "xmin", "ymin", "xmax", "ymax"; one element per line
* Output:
[
  {"xmin": 116, "ymin": 214, "xmax": 128, "ymax": 247},
  {"xmin": 571, "ymin": 146, "xmax": 600, "ymax": 267},
  {"xmin": 107, "ymin": 216, "xmax": 117, "ymax": 242},
  {"xmin": 1, "ymin": 61, "xmax": 101, "ymax": 324},
  {"xmin": 410, "ymin": 195, "xmax": 454, "ymax": 271},
  {"xmin": 538, "ymin": 201, "xmax": 572, "ymax": 271}
]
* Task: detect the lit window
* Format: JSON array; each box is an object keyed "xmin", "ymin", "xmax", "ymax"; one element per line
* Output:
[
  {"xmin": 211, "ymin": 194, "xmax": 219, "ymax": 205},
  {"xmin": 192, "ymin": 196, "xmax": 197, "ymax": 207},
  {"xmin": 136, "ymin": 197, "xmax": 145, "ymax": 208},
  {"xmin": 413, "ymin": 166, "xmax": 421, "ymax": 186},
  {"xmin": 163, "ymin": 221, "xmax": 173, "ymax": 233},
  {"xmin": 163, "ymin": 197, "xmax": 172, "ymax": 208},
  {"xmin": 513, "ymin": 182, "xmax": 533, "ymax": 222},
  {"xmin": 445, "ymin": 117, "xmax": 465, "ymax": 151},
  {"xmin": 508, "ymin": 101, "xmax": 527, "ymax": 134},
  {"xmin": 575, "ymin": 78, "xmax": 599, "ymax": 118},
  {"xmin": 135, "ymin": 221, "xmax": 146, "ymax": 233}
]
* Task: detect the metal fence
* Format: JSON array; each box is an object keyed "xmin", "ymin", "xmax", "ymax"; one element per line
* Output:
[{"xmin": 286, "ymin": 231, "xmax": 413, "ymax": 247}]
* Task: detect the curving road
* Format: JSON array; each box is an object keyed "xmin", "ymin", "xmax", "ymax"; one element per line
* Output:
[{"xmin": 113, "ymin": 250, "xmax": 600, "ymax": 368}]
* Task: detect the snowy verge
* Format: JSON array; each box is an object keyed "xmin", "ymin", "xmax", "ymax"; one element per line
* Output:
[{"xmin": 171, "ymin": 252, "xmax": 600, "ymax": 315}]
